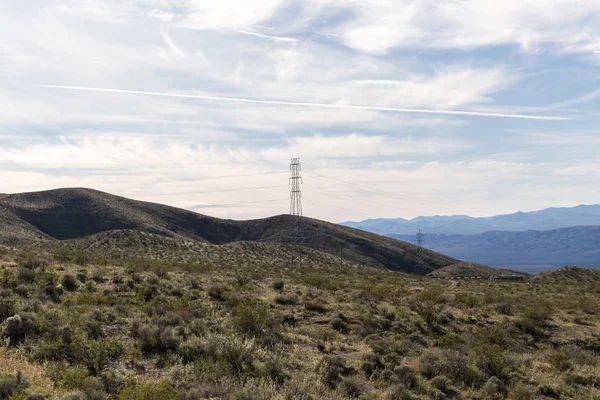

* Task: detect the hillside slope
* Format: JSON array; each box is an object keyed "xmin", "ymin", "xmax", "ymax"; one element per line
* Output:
[
  {"xmin": 534, "ymin": 266, "xmax": 600, "ymax": 284},
  {"xmin": 0, "ymin": 188, "xmax": 458, "ymax": 274},
  {"xmin": 428, "ymin": 262, "xmax": 527, "ymax": 278}
]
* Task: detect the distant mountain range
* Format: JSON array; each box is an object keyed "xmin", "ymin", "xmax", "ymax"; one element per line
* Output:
[
  {"xmin": 342, "ymin": 205, "xmax": 600, "ymax": 272},
  {"xmin": 341, "ymin": 204, "xmax": 600, "ymax": 235}
]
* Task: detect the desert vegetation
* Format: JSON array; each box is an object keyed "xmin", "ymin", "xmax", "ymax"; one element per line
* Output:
[{"xmin": 0, "ymin": 244, "xmax": 599, "ymax": 399}]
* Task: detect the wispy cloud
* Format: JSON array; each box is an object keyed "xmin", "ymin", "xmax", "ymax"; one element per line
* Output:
[{"xmin": 34, "ymin": 85, "xmax": 569, "ymax": 120}]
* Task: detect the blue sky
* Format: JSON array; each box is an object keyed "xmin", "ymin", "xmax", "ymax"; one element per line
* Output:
[{"xmin": 1, "ymin": 0, "xmax": 599, "ymax": 222}]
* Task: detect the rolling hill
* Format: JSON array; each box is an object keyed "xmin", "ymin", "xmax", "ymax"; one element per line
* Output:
[
  {"xmin": 533, "ymin": 266, "xmax": 600, "ymax": 284},
  {"xmin": 0, "ymin": 188, "xmax": 458, "ymax": 274}
]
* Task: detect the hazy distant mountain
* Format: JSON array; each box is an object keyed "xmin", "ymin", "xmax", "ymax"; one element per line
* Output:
[
  {"xmin": 391, "ymin": 225, "xmax": 600, "ymax": 272},
  {"xmin": 342, "ymin": 205, "xmax": 600, "ymax": 235}
]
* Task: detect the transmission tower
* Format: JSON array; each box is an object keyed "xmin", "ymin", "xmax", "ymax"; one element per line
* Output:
[
  {"xmin": 289, "ymin": 158, "xmax": 303, "ymax": 216},
  {"xmin": 416, "ymin": 229, "xmax": 425, "ymax": 267},
  {"xmin": 416, "ymin": 230, "xmax": 424, "ymax": 247}
]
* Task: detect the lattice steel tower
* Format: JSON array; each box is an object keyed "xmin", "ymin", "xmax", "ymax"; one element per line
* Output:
[
  {"xmin": 416, "ymin": 230, "xmax": 424, "ymax": 247},
  {"xmin": 289, "ymin": 158, "xmax": 303, "ymax": 216}
]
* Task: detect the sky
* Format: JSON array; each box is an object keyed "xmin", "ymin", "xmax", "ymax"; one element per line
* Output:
[{"xmin": 1, "ymin": 0, "xmax": 600, "ymax": 223}]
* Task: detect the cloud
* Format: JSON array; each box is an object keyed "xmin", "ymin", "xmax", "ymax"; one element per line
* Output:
[
  {"xmin": 259, "ymin": 133, "xmax": 466, "ymax": 160},
  {"xmin": 326, "ymin": 0, "xmax": 600, "ymax": 56}
]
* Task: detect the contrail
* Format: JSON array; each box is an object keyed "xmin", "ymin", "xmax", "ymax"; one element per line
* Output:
[{"xmin": 34, "ymin": 85, "xmax": 569, "ymax": 121}]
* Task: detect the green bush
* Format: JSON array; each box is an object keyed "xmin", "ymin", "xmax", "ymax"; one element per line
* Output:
[
  {"xmin": 137, "ymin": 325, "xmax": 180, "ymax": 355},
  {"xmin": 119, "ymin": 380, "xmax": 178, "ymax": 400},
  {"xmin": 339, "ymin": 376, "xmax": 369, "ymax": 398},
  {"xmin": 0, "ymin": 297, "xmax": 16, "ymax": 319},
  {"xmin": 17, "ymin": 267, "xmax": 36, "ymax": 284},
  {"xmin": 232, "ymin": 302, "xmax": 275, "ymax": 337},
  {"xmin": 0, "ymin": 371, "xmax": 30, "ymax": 399},
  {"xmin": 2, "ymin": 314, "xmax": 36, "ymax": 346},
  {"xmin": 547, "ymin": 351, "xmax": 571, "ymax": 371},
  {"xmin": 322, "ymin": 356, "xmax": 354, "ymax": 389},
  {"xmin": 216, "ymin": 335, "xmax": 256, "ymax": 374},
  {"xmin": 437, "ymin": 333, "xmax": 466, "ymax": 349},
  {"xmin": 62, "ymin": 274, "xmax": 79, "ymax": 291}
]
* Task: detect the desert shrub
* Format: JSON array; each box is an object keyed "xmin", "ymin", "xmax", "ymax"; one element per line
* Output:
[
  {"xmin": 472, "ymin": 343, "xmax": 511, "ymax": 379},
  {"xmin": 14, "ymin": 284, "xmax": 29, "ymax": 298},
  {"xmin": 48, "ymin": 364, "xmax": 94, "ymax": 390},
  {"xmin": 62, "ymin": 274, "xmax": 79, "ymax": 291},
  {"xmin": 417, "ymin": 286, "xmax": 445, "ymax": 303},
  {"xmin": 207, "ymin": 284, "xmax": 228, "ymax": 301},
  {"xmin": 232, "ymin": 302, "xmax": 276, "ymax": 337},
  {"xmin": 0, "ymin": 297, "xmax": 16, "ymax": 319},
  {"xmin": 234, "ymin": 274, "xmax": 251, "ymax": 287},
  {"xmin": 394, "ymin": 365, "xmax": 417, "ymax": 388},
  {"xmin": 74, "ymin": 292, "xmax": 110, "ymax": 306},
  {"xmin": 45, "ymin": 284, "xmax": 64, "ymax": 303},
  {"xmin": 453, "ymin": 292, "xmax": 480, "ymax": 308},
  {"xmin": 430, "ymin": 375, "xmax": 457, "ymax": 396},
  {"xmin": 119, "ymin": 379, "xmax": 178, "ymax": 400},
  {"xmin": 322, "ymin": 356, "xmax": 354, "ymax": 389},
  {"xmin": 305, "ymin": 302, "xmax": 328, "ymax": 313},
  {"xmin": 537, "ymin": 384, "xmax": 560, "ymax": 398},
  {"xmin": 339, "ymin": 376, "xmax": 369, "ymax": 398},
  {"xmin": 17, "ymin": 267, "xmax": 36, "ymax": 283},
  {"xmin": 178, "ymin": 337, "xmax": 207, "ymax": 363},
  {"xmin": 437, "ymin": 333, "xmax": 466, "ymax": 349},
  {"xmin": 217, "ymin": 335, "xmax": 256, "ymax": 374},
  {"xmin": 481, "ymin": 376, "xmax": 508, "ymax": 399},
  {"xmin": 272, "ymin": 280, "xmax": 285, "ymax": 291},
  {"xmin": 331, "ymin": 317, "xmax": 349, "ymax": 333},
  {"xmin": 564, "ymin": 373, "xmax": 600, "ymax": 387},
  {"xmin": 0, "ymin": 371, "xmax": 30, "ymax": 398},
  {"xmin": 521, "ymin": 299, "xmax": 553, "ymax": 324},
  {"xmin": 2, "ymin": 314, "xmax": 36, "ymax": 345},
  {"xmin": 547, "ymin": 351, "xmax": 572, "ymax": 371},
  {"xmin": 257, "ymin": 355, "xmax": 289, "ymax": 385},
  {"xmin": 510, "ymin": 383, "xmax": 535, "ymax": 400},
  {"xmin": 75, "ymin": 339, "xmax": 124, "ymax": 376},
  {"xmin": 561, "ymin": 344, "xmax": 598, "ymax": 366},
  {"xmin": 85, "ymin": 320, "xmax": 105, "ymax": 340},
  {"xmin": 137, "ymin": 325, "xmax": 180, "ymax": 355},
  {"xmin": 18, "ymin": 253, "xmax": 49, "ymax": 270},
  {"xmin": 274, "ymin": 294, "xmax": 297, "ymax": 305},
  {"xmin": 421, "ymin": 349, "xmax": 484, "ymax": 386},
  {"xmin": 408, "ymin": 298, "xmax": 440, "ymax": 326},
  {"xmin": 389, "ymin": 386, "xmax": 417, "ymax": 400}
]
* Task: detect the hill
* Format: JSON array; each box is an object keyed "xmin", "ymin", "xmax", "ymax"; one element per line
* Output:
[
  {"xmin": 427, "ymin": 262, "xmax": 527, "ymax": 278},
  {"xmin": 0, "ymin": 243, "xmax": 598, "ymax": 399},
  {"xmin": 534, "ymin": 266, "xmax": 600, "ymax": 284},
  {"xmin": 342, "ymin": 204, "xmax": 600, "ymax": 235},
  {"xmin": 0, "ymin": 188, "xmax": 457, "ymax": 274},
  {"xmin": 391, "ymin": 225, "xmax": 600, "ymax": 272}
]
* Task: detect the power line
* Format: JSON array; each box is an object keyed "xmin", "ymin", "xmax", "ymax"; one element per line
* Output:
[
  {"xmin": 191, "ymin": 198, "xmax": 288, "ymax": 209},
  {"xmin": 148, "ymin": 184, "xmax": 287, "ymax": 197},
  {"xmin": 304, "ymin": 170, "xmax": 583, "ymax": 233}
]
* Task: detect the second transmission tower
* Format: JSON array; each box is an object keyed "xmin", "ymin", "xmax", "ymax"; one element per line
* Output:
[{"xmin": 289, "ymin": 158, "xmax": 303, "ymax": 216}]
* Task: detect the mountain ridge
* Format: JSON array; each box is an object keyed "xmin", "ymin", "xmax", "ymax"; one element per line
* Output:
[
  {"xmin": 342, "ymin": 204, "xmax": 600, "ymax": 235},
  {"xmin": 0, "ymin": 187, "xmax": 458, "ymax": 274}
]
